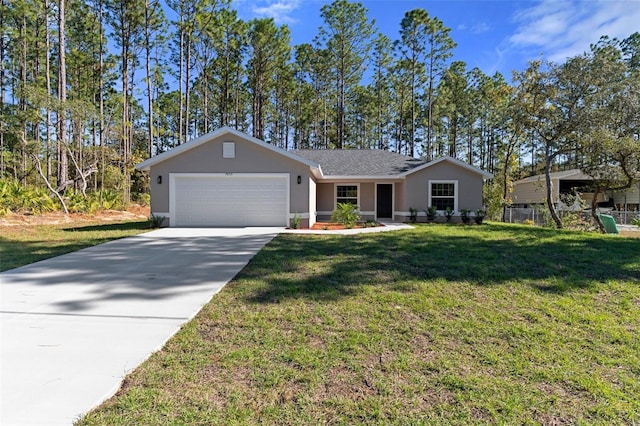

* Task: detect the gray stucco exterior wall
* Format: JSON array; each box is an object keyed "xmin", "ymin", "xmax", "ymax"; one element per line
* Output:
[
  {"xmin": 316, "ymin": 183, "xmax": 334, "ymax": 212},
  {"xmin": 360, "ymin": 183, "xmax": 375, "ymax": 212},
  {"xmin": 149, "ymin": 134, "xmax": 312, "ymax": 217},
  {"xmin": 403, "ymin": 161, "xmax": 485, "ymax": 214}
]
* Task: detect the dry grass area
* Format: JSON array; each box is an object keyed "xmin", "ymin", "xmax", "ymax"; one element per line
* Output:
[
  {"xmin": 0, "ymin": 205, "xmax": 149, "ymax": 227},
  {"xmin": 0, "ymin": 206, "xmax": 150, "ymax": 272},
  {"xmin": 620, "ymin": 230, "xmax": 640, "ymax": 238}
]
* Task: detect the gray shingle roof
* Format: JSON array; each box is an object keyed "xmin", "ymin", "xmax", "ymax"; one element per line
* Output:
[{"xmin": 291, "ymin": 149, "xmax": 426, "ymax": 176}]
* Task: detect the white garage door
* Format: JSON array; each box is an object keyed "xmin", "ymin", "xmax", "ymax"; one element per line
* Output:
[{"xmin": 171, "ymin": 174, "xmax": 289, "ymax": 227}]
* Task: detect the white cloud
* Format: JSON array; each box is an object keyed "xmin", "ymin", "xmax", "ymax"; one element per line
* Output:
[
  {"xmin": 251, "ymin": 0, "xmax": 301, "ymax": 24},
  {"xmin": 459, "ymin": 21, "xmax": 490, "ymax": 34},
  {"xmin": 509, "ymin": 0, "xmax": 640, "ymax": 62},
  {"xmin": 470, "ymin": 21, "xmax": 491, "ymax": 34}
]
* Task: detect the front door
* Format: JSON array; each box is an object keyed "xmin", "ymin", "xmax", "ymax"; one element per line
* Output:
[{"xmin": 376, "ymin": 184, "xmax": 393, "ymax": 219}]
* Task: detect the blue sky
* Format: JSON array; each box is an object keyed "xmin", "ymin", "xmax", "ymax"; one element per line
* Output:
[{"xmin": 233, "ymin": 0, "xmax": 640, "ymax": 79}]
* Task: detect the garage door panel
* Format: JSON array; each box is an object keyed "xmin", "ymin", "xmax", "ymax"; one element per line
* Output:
[{"xmin": 172, "ymin": 175, "xmax": 288, "ymax": 227}]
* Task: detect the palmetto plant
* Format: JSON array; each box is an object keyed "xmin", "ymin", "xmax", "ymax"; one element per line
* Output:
[
  {"xmin": 0, "ymin": 179, "xmax": 58, "ymax": 215},
  {"xmin": 331, "ymin": 202, "xmax": 361, "ymax": 228}
]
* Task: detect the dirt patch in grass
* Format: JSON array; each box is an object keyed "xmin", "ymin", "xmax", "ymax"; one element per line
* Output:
[
  {"xmin": 0, "ymin": 204, "xmax": 149, "ymax": 226},
  {"xmin": 620, "ymin": 230, "xmax": 640, "ymax": 238}
]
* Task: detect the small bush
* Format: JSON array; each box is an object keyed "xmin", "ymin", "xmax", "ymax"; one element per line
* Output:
[
  {"xmin": 65, "ymin": 188, "xmax": 88, "ymax": 213},
  {"xmin": 95, "ymin": 190, "xmax": 125, "ymax": 211},
  {"xmin": 632, "ymin": 217, "xmax": 640, "ymax": 227},
  {"xmin": 65, "ymin": 189, "xmax": 125, "ymax": 214},
  {"xmin": 563, "ymin": 211, "xmax": 595, "ymax": 232},
  {"xmin": 291, "ymin": 214, "xmax": 301, "ymax": 229},
  {"xmin": 425, "ymin": 206, "xmax": 438, "ymax": 222},
  {"xmin": 444, "ymin": 207, "xmax": 454, "ymax": 222},
  {"xmin": 474, "ymin": 209, "xmax": 486, "ymax": 225},
  {"xmin": 331, "ymin": 202, "xmax": 360, "ymax": 229},
  {"xmin": 148, "ymin": 214, "xmax": 165, "ymax": 228},
  {"xmin": 460, "ymin": 209, "xmax": 472, "ymax": 224},
  {"xmin": 409, "ymin": 207, "xmax": 418, "ymax": 223},
  {"xmin": 132, "ymin": 192, "xmax": 151, "ymax": 206}
]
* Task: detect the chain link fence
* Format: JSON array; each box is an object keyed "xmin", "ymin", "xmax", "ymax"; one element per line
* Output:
[
  {"xmin": 505, "ymin": 207, "xmax": 639, "ymax": 226},
  {"xmin": 605, "ymin": 210, "xmax": 640, "ymax": 225},
  {"xmin": 505, "ymin": 207, "xmax": 548, "ymax": 226}
]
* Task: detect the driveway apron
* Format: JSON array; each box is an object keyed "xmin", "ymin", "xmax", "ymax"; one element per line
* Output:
[{"xmin": 0, "ymin": 227, "xmax": 281, "ymax": 426}]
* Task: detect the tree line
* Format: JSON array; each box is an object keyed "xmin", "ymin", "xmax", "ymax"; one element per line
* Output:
[{"xmin": 1, "ymin": 0, "xmax": 639, "ymax": 228}]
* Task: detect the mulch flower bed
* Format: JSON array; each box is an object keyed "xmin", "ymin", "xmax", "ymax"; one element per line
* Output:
[{"xmin": 309, "ymin": 221, "xmax": 382, "ymax": 230}]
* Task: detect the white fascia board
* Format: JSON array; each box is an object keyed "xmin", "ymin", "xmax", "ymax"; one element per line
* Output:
[
  {"xmin": 135, "ymin": 126, "xmax": 321, "ymax": 172},
  {"xmin": 311, "ymin": 166, "xmax": 324, "ymax": 180},
  {"xmin": 319, "ymin": 175, "xmax": 403, "ymax": 182},
  {"xmin": 399, "ymin": 155, "xmax": 493, "ymax": 179}
]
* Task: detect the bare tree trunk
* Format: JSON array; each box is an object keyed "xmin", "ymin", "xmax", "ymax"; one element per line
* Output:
[
  {"xmin": 203, "ymin": 72, "xmax": 209, "ymax": 133},
  {"xmin": 20, "ymin": 14, "xmax": 28, "ymax": 185},
  {"xmin": 323, "ymin": 97, "xmax": 328, "ymax": 148},
  {"xmin": 221, "ymin": 44, "xmax": 229, "ymax": 127},
  {"xmin": 32, "ymin": 153, "xmax": 69, "ymax": 214},
  {"xmin": 544, "ymin": 145, "xmax": 563, "ymax": 229},
  {"xmin": 234, "ymin": 68, "xmax": 241, "ymax": 130},
  {"xmin": 252, "ymin": 71, "xmax": 262, "ymax": 139},
  {"xmin": 145, "ymin": 0, "xmax": 154, "ymax": 156},
  {"xmin": 67, "ymin": 143, "xmax": 88, "ymax": 197},
  {"xmin": 0, "ymin": 0, "xmax": 5, "ymax": 175},
  {"xmin": 125, "ymin": 48, "xmax": 136, "ymax": 203},
  {"xmin": 58, "ymin": 0, "xmax": 69, "ymax": 190},
  {"xmin": 336, "ymin": 61, "xmax": 344, "ymax": 149},
  {"xmin": 500, "ymin": 138, "xmax": 515, "ymax": 223},
  {"xmin": 467, "ymin": 122, "xmax": 473, "ymax": 165},
  {"xmin": 177, "ymin": 17, "xmax": 184, "ymax": 143},
  {"xmin": 44, "ymin": 0, "xmax": 53, "ymax": 182},
  {"xmin": 397, "ymin": 87, "xmax": 404, "ymax": 155},
  {"xmin": 119, "ymin": 0, "xmax": 131, "ymax": 204},
  {"xmin": 409, "ymin": 61, "xmax": 415, "ymax": 157},
  {"xmin": 590, "ymin": 187, "xmax": 606, "ymax": 233},
  {"xmin": 98, "ymin": 0, "xmax": 105, "ymax": 194},
  {"xmin": 426, "ymin": 58, "xmax": 434, "ymax": 161},
  {"xmin": 185, "ymin": 34, "xmax": 191, "ymax": 142}
]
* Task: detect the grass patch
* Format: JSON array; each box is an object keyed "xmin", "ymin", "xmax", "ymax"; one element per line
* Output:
[
  {"xmin": 78, "ymin": 223, "xmax": 640, "ymax": 424},
  {"xmin": 0, "ymin": 220, "xmax": 150, "ymax": 272}
]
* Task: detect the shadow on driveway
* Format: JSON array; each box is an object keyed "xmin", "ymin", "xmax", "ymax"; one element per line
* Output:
[{"xmin": 0, "ymin": 227, "xmax": 280, "ymax": 426}]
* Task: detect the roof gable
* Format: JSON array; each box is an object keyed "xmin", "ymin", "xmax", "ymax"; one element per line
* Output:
[
  {"xmin": 399, "ymin": 155, "xmax": 494, "ymax": 179},
  {"xmin": 135, "ymin": 126, "xmax": 319, "ymax": 171}
]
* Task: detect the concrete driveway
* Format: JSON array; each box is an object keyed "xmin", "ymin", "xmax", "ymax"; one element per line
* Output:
[{"xmin": 0, "ymin": 227, "xmax": 281, "ymax": 426}]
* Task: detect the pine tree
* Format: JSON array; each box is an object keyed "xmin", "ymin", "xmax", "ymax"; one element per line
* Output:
[{"xmin": 316, "ymin": 0, "xmax": 375, "ymax": 148}]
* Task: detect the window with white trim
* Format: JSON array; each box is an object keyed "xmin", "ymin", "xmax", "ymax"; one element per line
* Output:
[
  {"xmin": 429, "ymin": 181, "xmax": 457, "ymax": 211},
  {"xmin": 223, "ymin": 142, "xmax": 235, "ymax": 158},
  {"xmin": 336, "ymin": 185, "xmax": 358, "ymax": 206}
]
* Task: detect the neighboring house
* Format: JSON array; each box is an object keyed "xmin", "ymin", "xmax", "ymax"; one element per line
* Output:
[
  {"xmin": 135, "ymin": 126, "xmax": 493, "ymax": 227},
  {"xmin": 511, "ymin": 169, "xmax": 640, "ymax": 210}
]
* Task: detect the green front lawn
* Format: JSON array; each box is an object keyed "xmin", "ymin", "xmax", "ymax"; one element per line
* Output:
[
  {"xmin": 75, "ymin": 223, "xmax": 638, "ymax": 424},
  {"xmin": 0, "ymin": 220, "xmax": 150, "ymax": 272}
]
